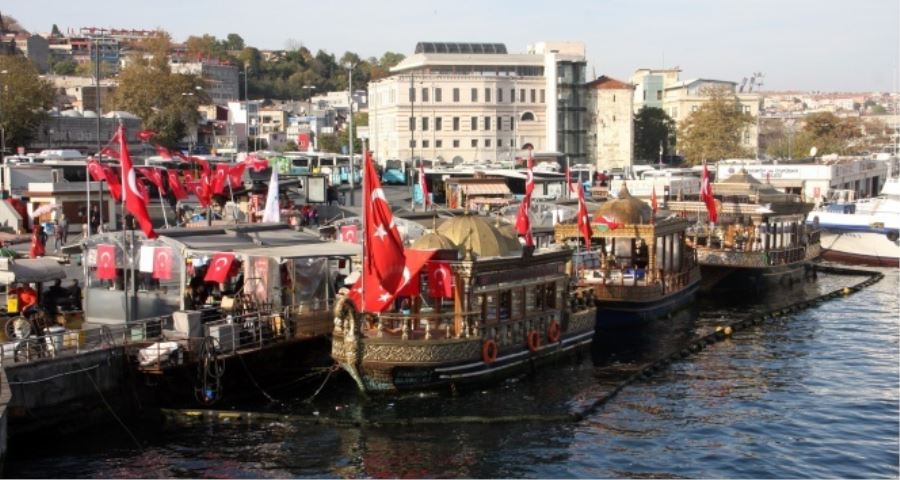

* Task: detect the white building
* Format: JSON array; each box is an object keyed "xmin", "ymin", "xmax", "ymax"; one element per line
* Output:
[
  {"xmin": 585, "ymin": 76, "xmax": 634, "ymax": 171},
  {"xmin": 170, "ymin": 60, "xmax": 240, "ymax": 105},
  {"xmin": 368, "ymin": 41, "xmax": 587, "ymax": 165}
]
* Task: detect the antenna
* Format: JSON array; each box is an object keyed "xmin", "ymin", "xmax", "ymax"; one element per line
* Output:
[{"xmin": 739, "ymin": 77, "xmax": 748, "ymax": 93}]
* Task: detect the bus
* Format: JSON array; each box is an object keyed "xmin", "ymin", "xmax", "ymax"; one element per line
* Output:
[
  {"xmin": 336, "ymin": 155, "xmax": 362, "ymax": 185},
  {"xmin": 382, "ymin": 159, "xmax": 406, "ymax": 185}
]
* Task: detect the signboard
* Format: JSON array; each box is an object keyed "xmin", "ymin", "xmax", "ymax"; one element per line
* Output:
[
  {"xmin": 297, "ymin": 133, "xmax": 310, "ymax": 150},
  {"xmin": 306, "ymin": 176, "xmax": 326, "ymax": 203}
]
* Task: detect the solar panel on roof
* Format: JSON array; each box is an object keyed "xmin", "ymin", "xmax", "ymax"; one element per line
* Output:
[{"xmin": 414, "ymin": 42, "xmax": 508, "ymax": 54}]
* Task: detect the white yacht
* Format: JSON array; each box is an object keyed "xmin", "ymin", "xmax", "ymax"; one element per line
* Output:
[{"xmin": 809, "ymin": 178, "xmax": 900, "ymax": 267}]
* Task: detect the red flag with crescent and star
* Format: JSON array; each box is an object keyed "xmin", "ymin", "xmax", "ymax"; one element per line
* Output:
[
  {"xmin": 576, "ymin": 181, "xmax": 592, "ymax": 249},
  {"xmin": 228, "ymin": 163, "xmax": 246, "ymax": 189},
  {"xmin": 204, "ymin": 253, "xmax": 235, "ymax": 283},
  {"xmin": 137, "ymin": 167, "xmax": 165, "ymax": 192},
  {"xmin": 96, "ymin": 243, "xmax": 117, "ymax": 280},
  {"xmin": 427, "ymin": 261, "xmax": 453, "ymax": 299},
  {"xmin": 340, "ymin": 224, "xmax": 358, "ymax": 243},
  {"xmin": 99, "ymin": 146, "xmax": 120, "ymax": 160},
  {"xmin": 154, "ymin": 144, "xmax": 173, "ymax": 160},
  {"xmin": 514, "ymin": 148, "xmax": 535, "ymax": 246},
  {"xmin": 700, "ymin": 161, "xmax": 718, "ymax": 224},
  {"xmin": 166, "ymin": 170, "xmax": 188, "ymax": 201},
  {"xmin": 245, "ymin": 153, "xmax": 270, "ymax": 172},
  {"xmin": 117, "ymin": 126, "xmax": 157, "ymax": 239},
  {"xmin": 211, "ymin": 163, "xmax": 229, "ymax": 195},
  {"xmin": 137, "ymin": 130, "xmax": 157, "ymax": 143},
  {"xmin": 152, "ymin": 246, "xmax": 174, "ymax": 280}
]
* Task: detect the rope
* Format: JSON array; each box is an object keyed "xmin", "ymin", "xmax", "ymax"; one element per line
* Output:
[
  {"xmin": 236, "ymin": 351, "xmax": 279, "ymax": 405},
  {"xmin": 303, "ymin": 364, "xmax": 340, "ymax": 403},
  {"xmin": 84, "ymin": 365, "xmax": 143, "ymax": 451},
  {"xmin": 6, "ymin": 363, "xmax": 101, "ymax": 385},
  {"xmin": 163, "ymin": 264, "xmax": 884, "ymax": 428}
]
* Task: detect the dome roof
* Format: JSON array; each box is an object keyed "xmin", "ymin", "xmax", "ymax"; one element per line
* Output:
[
  {"xmin": 594, "ymin": 184, "xmax": 652, "ymax": 225},
  {"xmin": 721, "ymin": 168, "xmax": 762, "ymax": 185},
  {"xmin": 411, "ymin": 231, "xmax": 460, "ymax": 252},
  {"xmin": 437, "ymin": 214, "xmax": 521, "ymax": 258}
]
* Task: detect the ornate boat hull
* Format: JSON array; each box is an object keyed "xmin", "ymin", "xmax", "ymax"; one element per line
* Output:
[
  {"xmin": 331, "ymin": 307, "xmax": 597, "ymax": 393},
  {"xmin": 593, "ymin": 275, "xmax": 700, "ymax": 329},
  {"xmin": 696, "ymin": 244, "xmax": 821, "ymax": 293}
]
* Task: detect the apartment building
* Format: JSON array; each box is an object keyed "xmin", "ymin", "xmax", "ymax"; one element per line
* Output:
[
  {"xmin": 367, "ymin": 41, "xmax": 587, "ymax": 165},
  {"xmin": 170, "ymin": 60, "xmax": 240, "ymax": 105}
]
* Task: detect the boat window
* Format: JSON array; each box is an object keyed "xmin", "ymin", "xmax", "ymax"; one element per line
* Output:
[
  {"xmin": 534, "ymin": 284, "xmax": 545, "ymax": 310},
  {"xmin": 484, "ymin": 293, "xmax": 498, "ymax": 324},
  {"xmin": 499, "ymin": 290, "xmax": 511, "ymax": 321},
  {"xmin": 544, "ymin": 282, "xmax": 556, "ymax": 309},
  {"xmin": 511, "ymin": 287, "xmax": 524, "ymax": 320}
]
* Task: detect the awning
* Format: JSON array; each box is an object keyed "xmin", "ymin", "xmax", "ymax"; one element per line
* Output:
[
  {"xmin": 0, "ymin": 258, "xmax": 67, "ymax": 284},
  {"xmin": 237, "ymin": 242, "xmax": 362, "ymax": 261},
  {"xmin": 461, "ymin": 183, "xmax": 511, "ymax": 195},
  {"xmin": 469, "ymin": 197, "xmax": 511, "ymax": 205}
]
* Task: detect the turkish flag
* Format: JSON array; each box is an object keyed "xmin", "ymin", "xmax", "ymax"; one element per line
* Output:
[
  {"xmin": 700, "ymin": 162, "xmax": 718, "ymax": 223},
  {"xmin": 183, "ymin": 171, "xmax": 195, "ymax": 184},
  {"xmin": 87, "ymin": 159, "xmax": 106, "ymax": 182},
  {"xmin": 96, "ymin": 243, "xmax": 117, "ymax": 280},
  {"xmin": 137, "ymin": 130, "xmax": 157, "ymax": 143},
  {"xmin": 340, "ymin": 224, "xmax": 358, "ymax": 243},
  {"xmin": 211, "ymin": 163, "xmax": 229, "ymax": 195},
  {"xmin": 137, "ymin": 167, "xmax": 165, "ymax": 191},
  {"xmin": 576, "ymin": 182, "xmax": 592, "ymax": 249},
  {"xmin": 117, "ymin": 125, "xmax": 157, "ymax": 239},
  {"xmin": 427, "ymin": 262, "xmax": 453, "ymax": 298},
  {"xmin": 363, "ymin": 150, "xmax": 406, "ymax": 294},
  {"xmin": 204, "ymin": 253, "xmax": 235, "ymax": 283},
  {"xmin": 190, "ymin": 157, "xmax": 211, "ymax": 178},
  {"xmin": 154, "ymin": 144, "xmax": 173, "ymax": 159},
  {"xmin": 348, "ymin": 249, "xmax": 434, "ymax": 312},
  {"xmin": 228, "ymin": 163, "xmax": 246, "ymax": 189},
  {"xmin": 515, "ymin": 148, "xmax": 535, "ymax": 247},
  {"xmin": 167, "ymin": 171, "xmax": 188, "ymax": 201},
  {"xmin": 99, "ymin": 146, "xmax": 120, "ymax": 160},
  {"xmin": 102, "ymin": 163, "xmax": 122, "ymax": 202},
  {"xmin": 152, "ymin": 246, "xmax": 174, "ymax": 280},
  {"xmin": 245, "ymin": 154, "xmax": 269, "ymax": 172}
]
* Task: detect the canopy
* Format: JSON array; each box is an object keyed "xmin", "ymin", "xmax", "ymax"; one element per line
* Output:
[
  {"xmin": 0, "ymin": 258, "xmax": 67, "ymax": 284},
  {"xmin": 238, "ymin": 242, "xmax": 362, "ymax": 261}
]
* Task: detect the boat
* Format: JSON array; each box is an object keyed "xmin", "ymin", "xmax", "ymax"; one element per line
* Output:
[
  {"xmin": 808, "ymin": 177, "xmax": 900, "ymax": 267},
  {"xmin": 666, "ymin": 169, "xmax": 821, "ymax": 293},
  {"xmin": 330, "ymin": 214, "xmax": 597, "ymax": 393},
  {"xmin": 554, "ymin": 185, "xmax": 700, "ymax": 328}
]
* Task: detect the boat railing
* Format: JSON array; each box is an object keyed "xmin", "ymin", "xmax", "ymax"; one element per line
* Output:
[
  {"xmin": 765, "ymin": 246, "xmax": 808, "ymax": 266},
  {"xmin": 199, "ymin": 310, "xmax": 292, "ymax": 356},
  {"xmin": 365, "ymin": 310, "xmax": 482, "ymax": 341},
  {"xmin": 0, "ymin": 316, "xmax": 164, "ymax": 366}
]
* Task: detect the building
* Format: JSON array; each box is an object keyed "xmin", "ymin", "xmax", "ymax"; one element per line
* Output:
[
  {"xmin": 46, "ymin": 75, "xmax": 118, "ymax": 112},
  {"xmin": 30, "ymin": 111, "xmax": 142, "ymax": 152},
  {"xmin": 8, "ymin": 33, "xmax": 49, "ymax": 72},
  {"xmin": 170, "ymin": 60, "xmax": 239, "ymax": 105},
  {"xmin": 367, "ymin": 41, "xmax": 587, "ymax": 165},
  {"xmin": 631, "ymin": 68, "xmax": 760, "ymax": 158},
  {"xmin": 310, "ymin": 90, "xmax": 368, "ymax": 112},
  {"xmin": 585, "ymin": 76, "xmax": 634, "ymax": 171}
]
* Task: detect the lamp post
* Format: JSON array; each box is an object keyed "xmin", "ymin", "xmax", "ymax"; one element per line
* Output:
[
  {"xmin": 302, "ymin": 85, "xmax": 315, "ymax": 102},
  {"xmin": 345, "ymin": 62, "xmax": 356, "ymax": 206},
  {"xmin": 0, "ymin": 69, "xmax": 8, "ymax": 160},
  {"xmin": 239, "ymin": 67, "xmax": 254, "ymax": 152}
]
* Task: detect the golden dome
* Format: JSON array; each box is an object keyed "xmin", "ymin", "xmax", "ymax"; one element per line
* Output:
[
  {"xmin": 437, "ymin": 214, "xmax": 521, "ymax": 258},
  {"xmin": 411, "ymin": 231, "xmax": 460, "ymax": 252},
  {"xmin": 495, "ymin": 222, "xmax": 519, "ymax": 242},
  {"xmin": 594, "ymin": 184, "xmax": 652, "ymax": 225}
]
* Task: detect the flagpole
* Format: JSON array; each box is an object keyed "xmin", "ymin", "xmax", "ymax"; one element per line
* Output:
[
  {"xmin": 227, "ymin": 182, "xmax": 237, "ymax": 223},
  {"xmin": 118, "ymin": 123, "xmax": 130, "ymax": 324},
  {"xmin": 157, "ymin": 187, "xmax": 169, "ymax": 229},
  {"xmin": 361, "ymin": 151, "xmax": 367, "ymax": 314}
]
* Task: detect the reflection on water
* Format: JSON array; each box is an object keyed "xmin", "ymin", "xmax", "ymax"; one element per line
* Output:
[{"xmin": 7, "ymin": 269, "xmax": 899, "ymax": 478}]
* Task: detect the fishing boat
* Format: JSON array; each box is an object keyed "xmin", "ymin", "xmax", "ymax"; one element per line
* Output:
[
  {"xmin": 555, "ymin": 185, "xmax": 700, "ymax": 328},
  {"xmin": 330, "ymin": 147, "xmax": 596, "ymax": 393},
  {"xmin": 667, "ymin": 169, "xmax": 821, "ymax": 293},
  {"xmin": 808, "ymin": 177, "xmax": 900, "ymax": 267}
]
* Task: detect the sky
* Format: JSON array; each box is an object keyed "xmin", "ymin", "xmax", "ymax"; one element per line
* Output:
[{"xmin": 7, "ymin": 0, "xmax": 900, "ymax": 92}]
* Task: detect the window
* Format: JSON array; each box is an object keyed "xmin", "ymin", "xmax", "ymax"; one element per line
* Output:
[
  {"xmin": 540, "ymin": 89, "xmax": 545, "ymax": 103},
  {"xmin": 484, "ymin": 116, "xmax": 491, "ymax": 131},
  {"xmin": 510, "ymin": 139, "xmax": 515, "ymax": 147},
  {"xmin": 409, "ymin": 116, "xmax": 415, "ymax": 131},
  {"xmin": 497, "ymin": 116, "xmax": 503, "ymax": 131},
  {"xmin": 409, "ymin": 88, "xmax": 415, "ymax": 102},
  {"xmin": 530, "ymin": 89, "xmax": 536, "ymax": 103},
  {"xmin": 471, "ymin": 88, "xmax": 478, "ymax": 102},
  {"xmin": 485, "ymin": 139, "xmax": 491, "ymax": 147},
  {"xmin": 409, "ymin": 139, "xmax": 416, "ymax": 148},
  {"xmin": 435, "ymin": 88, "xmax": 442, "ymax": 102},
  {"xmin": 471, "ymin": 139, "xmax": 478, "ymax": 148},
  {"xmin": 612, "ymin": 115, "xmax": 616, "ymax": 122},
  {"xmin": 520, "ymin": 89, "xmax": 525, "ymax": 102},
  {"xmin": 510, "ymin": 88, "xmax": 516, "ymax": 103},
  {"xmin": 485, "ymin": 88, "xmax": 491, "ymax": 102},
  {"xmin": 422, "ymin": 88, "xmax": 429, "ymax": 102},
  {"xmin": 422, "ymin": 117, "xmax": 429, "ymax": 131},
  {"xmin": 521, "ymin": 112, "xmax": 535, "ymax": 121},
  {"xmin": 471, "ymin": 116, "xmax": 477, "ymax": 131},
  {"xmin": 510, "ymin": 116, "xmax": 515, "ymax": 130},
  {"xmin": 643, "ymin": 90, "xmax": 646, "ymax": 100},
  {"xmin": 423, "ymin": 140, "xmax": 430, "ymax": 148},
  {"xmin": 436, "ymin": 140, "xmax": 443, "ymax": 148},
  {"xmin": 453, "ymin": 88, "xmax": 460, "ymax": 102},
  {"xmin": 453, "ymin": 139, "xmax": 460, "ymax": 148},
  {"xmin": 656, "ymin": 91, "xmax": 662, "ymax": 100},
  {"xmin": 498, "ymin": 88, "xmax": 504, "ymax": 102},
  {"xmin": 435, "ymin": 117, "xmax": 442, "ymax": 131},
  {"xmin": 453, "ymin": 117, "xmax": 460, "ymax": 131},
  {"xmin": 612, "ymin": 94, "xmax": 616, "ymax": 102}
]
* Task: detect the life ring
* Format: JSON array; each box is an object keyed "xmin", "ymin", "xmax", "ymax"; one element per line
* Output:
[
  {"xmin": 547, "ymin": 320, "xmax": 561, "ymax": 343},
  {"xmin": 526, "ymin": 330, "xmax": 541, "ymax": 352},
  {"xmin": 482, "ymin": 339, "xmax": 498, "ymax": 364}
]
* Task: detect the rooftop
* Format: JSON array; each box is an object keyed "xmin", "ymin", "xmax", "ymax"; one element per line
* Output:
[{"xmin": 415, "ymin": 42, "xmax": 507, "ymax": 54}]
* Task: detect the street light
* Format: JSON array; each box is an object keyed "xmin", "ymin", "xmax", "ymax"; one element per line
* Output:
[
  {"xmin": 345, "ymin": 62, "xmax": 356, "ymax": 206},
  {"xmin": 302, "ymin": 85, "xmax": 315, "ymax": 102},
  {"xmin": 0, "ymin": 69, "xmax": 8, "ymax": 160},
  {"xmin": 239, "ymin": 68, "xmax": 255, "ymax": 152},
  {"xmin": 181, "ymin": 86, "xmax": 204, "ymax": 153}
]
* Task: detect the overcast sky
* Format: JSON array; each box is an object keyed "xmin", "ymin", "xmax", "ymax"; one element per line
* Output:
[{"xmin": 8, "ymin": 0, "xmax": 899, "ymax": 92}]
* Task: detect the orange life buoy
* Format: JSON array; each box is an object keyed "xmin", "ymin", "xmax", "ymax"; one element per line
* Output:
[
  {"xmin": 482, "ymin": 339, "xmax": 498, "ymax": 364},
  {"xmin": 526, "ymin": 330, "xmax": 541, "ymax": 352},
  {"xmin": 547, "ymin": 320, "xmax": 561, "ymax": 343}
]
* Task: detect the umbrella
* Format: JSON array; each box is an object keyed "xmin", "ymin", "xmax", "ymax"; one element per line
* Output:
[{"xmin": 31, "ymin": 204, "xmax": 61, "ymax": 218}]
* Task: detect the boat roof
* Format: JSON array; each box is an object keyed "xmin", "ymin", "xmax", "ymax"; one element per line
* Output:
[{"xmin": 0, "ymin": 258, "xmax": 66, "ymax": 284}]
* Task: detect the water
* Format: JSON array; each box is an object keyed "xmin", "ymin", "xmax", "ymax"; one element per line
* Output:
[{"xmin": 8, "ymin": 268, "xmax": 899, "ymax": 478}]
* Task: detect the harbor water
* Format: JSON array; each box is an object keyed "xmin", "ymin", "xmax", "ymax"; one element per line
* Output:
[{"xmin": 6, "ymin": 267, "xmax": 898, "ymax": 478}]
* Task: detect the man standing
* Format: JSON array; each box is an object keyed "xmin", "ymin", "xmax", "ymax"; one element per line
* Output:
[
  {"xmin": 57, "ymin": 214, "xmax": 68, "ymax": 247},
  {"xmin": 89, "ymin": 205, "xmax": 100, "ymax": 235}
]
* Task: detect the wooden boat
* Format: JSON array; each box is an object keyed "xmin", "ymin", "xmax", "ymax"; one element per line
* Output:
[
  {"xmin": 555, "ymin": 185, "xmax": 700, "ymax": 328},
  {"xmin": 331, "ymin": 214, "xmax": 597, "ymax": 393},
  {"xmin": 667, "ymin": 169, "xmax": 821, "ymax": 293}
]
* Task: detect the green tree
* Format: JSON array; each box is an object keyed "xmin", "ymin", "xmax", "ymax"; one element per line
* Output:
[
  {"xmin": 50, "ymin": 58, "xmax": 77, "ymax": 75},
  {"xmin": 185, "ymin": 34, "xmax": 230, "ymax": 61},
  {"xmin": 224, "ymin": 33, "xmax": 245, "ymax": 51},
  {"xmin": 677, "ymin": 87, "xmax": 754, "ymax": 164},
  {"xmin": 74, "ymin": 60, "xmax": 116, "ymax": 78},
  {"xmin": 799, "ymin": 112, "xmax": 862, "ymax": 155},
  {"xmin": 109, "ymin": 54, "xmax": 209, "ymax": 147},
  {"xmin": 0, "ymin": 56, "xmax": 54, "ymax": 150},
  {"xmin": 337, "ymin": 112, "xmax": 368, "ymax": 153},
  {"xmin": 50, "ymin": 24, "xmax": 62, "ymax": 37},
  {"xmin": 633, "ymin": 107, "xmax": 675, "ymax": 162},
  {"xmin": 317, "ymin": 133, "xmax": 340, "ymax": 153}
]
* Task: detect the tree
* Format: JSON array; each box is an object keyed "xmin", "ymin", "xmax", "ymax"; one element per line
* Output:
[
  {"xmin": 50, "ymin": 58, "xmax": 77, "ymax": 75},
  {"xmin": 224, "ymin": 33, "xmax": 245, "ymax": 51},
  {"xmin": 799, "ymin": 112, "xmax": 862, "ymax": 155},
  {"xmin": 0, "ymin": 56, "xmax": 54, "ymax": 150},
  {"xmin": 110, "ymin": 54, "xmax": 209, "ymax": 147},
  {"xmin": 277, "ymin": 140, "xmax": 298, "ymax": 153},
  {"xmin": 74, "ymin": 60, "xmax": 116, "ymax": 78},
  {"xmin": 337, "ymin": 112, "xmax": 368, "ymax": 153},
  {"xmin": 633, "ymin": 107, "xmax": 675, "ymax": 162},
  {"xmin": 50, "ymin": 24, "xmax": 62, "ymax": 37},
  {"xmin": 677, "ymin": 87, "xmax": 754, "ymax": 164},
  {"xmin": 185, "ymin": 34, "xmax": 229, "ymax": 61},
  {"xmin": 317, "ymin": 134, "xmax": 340, "ymax": 153}
]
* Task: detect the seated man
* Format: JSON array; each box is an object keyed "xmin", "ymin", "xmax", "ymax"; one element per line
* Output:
[{"xmin": 44, "ymin": 279, "xmax": 67, "ymax": 312}]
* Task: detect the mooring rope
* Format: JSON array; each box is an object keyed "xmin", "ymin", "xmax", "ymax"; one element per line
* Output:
[{"xmin": 162, "ymin": 264, "xmax": 885, "ymax": 428}]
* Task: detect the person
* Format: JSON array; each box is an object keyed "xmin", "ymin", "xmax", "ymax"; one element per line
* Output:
[
  {"xmin": 44, "ymin": 279, "xmax": 67, "ymax": 312},
  {"xmin": 15, "ymin": 283, "xmax": 39, "ymax": 317},
  {"xmin": 311, "ymin": 207, "xmax": 319, "ymax": 226},
  {"xmin": 58, "ymin": 214, "xmax": 68, "ymax": 247},
  {"xmin": 327, "ymin": 185, "xmax": 338, "ymax": 206},
  {"xmin": 68, "ymin": 279, "xmax": 82, "ymax": 311},
  {"xmin": 89, "ymin": 205, "xmax": 100, "ymax": 235},
  {"xmin": 30, "ymin": 225, "xmax": 45, "ymax": 258}
]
